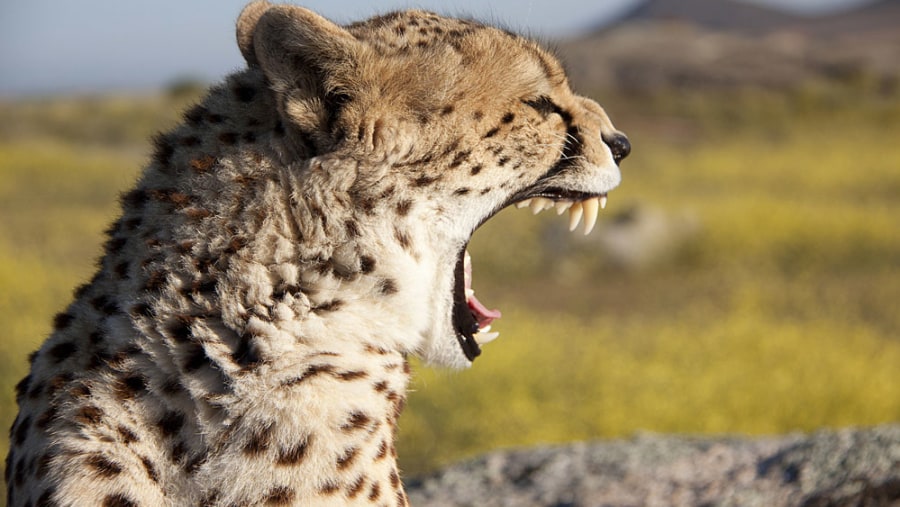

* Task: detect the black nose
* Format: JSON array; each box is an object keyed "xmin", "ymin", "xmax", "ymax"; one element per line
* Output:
[{"xmin": 603, "ymin": 133, "xmax": 631, "ymax": 164}]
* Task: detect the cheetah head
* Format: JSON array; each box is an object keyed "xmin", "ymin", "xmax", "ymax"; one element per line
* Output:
[{"xmin": 238, "ymin": 2, "xmax": 629, "ymax": 368}]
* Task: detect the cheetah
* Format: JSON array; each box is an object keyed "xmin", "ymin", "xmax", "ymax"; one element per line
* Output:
[{"xmin": 5, "ymin": 2, "xmax": 630, "ymax": 505}]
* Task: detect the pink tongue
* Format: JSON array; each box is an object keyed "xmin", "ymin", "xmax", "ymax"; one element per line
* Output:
[
  {"xmin": 464, "ymin": 249, "xmax": 501, "ymax": 328},
  {"xmin": 468, "ymin": 294, "xmax": 501, "ymax": 328}
]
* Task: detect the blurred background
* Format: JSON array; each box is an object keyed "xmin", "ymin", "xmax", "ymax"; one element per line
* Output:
[{"xmin": 1, "ymin": 0, "xmax": 898, "ymax": 486}]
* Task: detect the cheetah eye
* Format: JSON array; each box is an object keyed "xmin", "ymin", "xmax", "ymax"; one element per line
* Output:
[{"xmin": 522, "ymin": 95, "xmax": 567, "ymax": 120}]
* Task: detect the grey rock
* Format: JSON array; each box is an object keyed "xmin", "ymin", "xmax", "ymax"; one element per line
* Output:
[{"xmin": 406, "ymin": 425, "xmax": 900, "ymax": 507}]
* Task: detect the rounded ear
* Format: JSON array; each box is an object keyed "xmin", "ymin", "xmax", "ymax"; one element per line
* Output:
[
  {"xmin": 239, "ymin": 3, "xmax": 362, "ymax": 93},
  {"xmin": 236, "ymin": 0, "xmax": 272, "ymax": 67}
]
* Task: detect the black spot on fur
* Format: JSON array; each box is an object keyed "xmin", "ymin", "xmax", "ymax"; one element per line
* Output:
[
  {"xmin": 168, "ymin": 318, "xmax": 193, "ymax": 343},
  {"xmin": 312, "ymin": 300, "xmax": 344, "ymax": 313},
  {"xmin": 14, "ymin": 374, "xmax": 31, "ymax": 401},
  {"xmin": 342, "ymin": 412, "xmax": 372, "ymax": 432},
  {"xmin": 171, "ymin": 440, "xmax": 187, "ymax": 464},
  {"xmin": 114, "ymin": 261, "xmax": 130, "ymax": 279},
  {"xmin": 86, "ymin": 455, "xmax": 123, "ymax": 478},
  {"xmin": 183, "ymin": 344, "xmax": 209, "ymax": 372},
  {"xmin": 36, "ymin": 406, "xmax": 59, "ymax": 430},
  {"xmin": 243, "ymin": 423, "xmax": 274, "ymax": 456},
  {"xmin": 440, "ymin": 105, "xmax": 454, "ymax": 116},
  {"xmin": 102, "ymin": 493, "xmax": 138, "ymax": 507},
  {"xmin": 152, "ymin": 134, "xmax": 175, "ymax": 167},
  {"xmin": 131, "ymin": 302, "xmax": 154, "ymax": 318},
  {"xmin": 183, "ymin": 104, "xmax": 208, "ymax": 126},
  {"xmin": 453, "ymin": 187, "xmax": 470, "ymax": 196},
  {"xmin": 449, "ymin": 150, "xmax": 471, "ymax": 168},
  {"xmin": 347, "ymin": 476, "xmax": 366, "ymax": 498},
  {"xmin": 483, "ymin": 127, "xmax": 499, "ymax": 138},
  {"xmin": 121, "ymin": 188, "xmax": 150, "ymax": 209},
  {"xmin": 337, "ymin": 370, "xmax": 368, "ymax": 381},
  {"xmin": 180, "ymin": 135, "xmax": 201, "ymax": 147},
  {"xmin": 53, "ymin": 312, "xmax": 74, "ymax": 330},
  {"xmin": 501, "ymin": 112, "xmax": 515, "ymax": 123},
  {"xmin": 378, "ymin": 278, "xmax": 399, "ymax": 295},
  {"xmin": 74, "ymin": 405, "xmax": 104, "ymax": 426},
  {"xmin": 36, "ymin": 452, "xmax": 53, "ymax": 480},
  {"xmin": 337, "ymin": 446, "xmax": 360, "ymax": 470},
  {"xmin": 124, "ymin": 217, "xmax": 142, "ymax": 231},
  {"xmin": 37, "ymin": 488, "xmax": 59, "ymax": 507},
  {"xmin": 233, "ymin": 333, "xmax": 262, "ymax": 369},
  {"xmin": 105, "ymin": 236, "xmax": 128, "ymax": 254},
  {"xmin": 395, "ymin": 199, "xmax": 412, "ymax": 216},
  {"xmin": 13, "ymin": 415, "xmax": 30, "ymax": 445},
  {"xmin": 91, "ymin": 295, "xmax": 117, "ymax": 315},
  {"xmin": 140, "ymin": 456, "xmax": 159, "ymax": 483},
  {"xmin": 276, "ymin": 436, "xmax": 311, "ymax": 466},
  {"xmin": 345, "ymin": 220, "xmax": 360, "ymax": 238},
  {"xmin": 498, "ymin": 156, "xmax": 510, "ymax": 167},
  {"xmin": 394, "ymin": 229, "xmax": 411, "ymax": 250},
  {"xmin": 205, "ymin": 112, "xmax": 226, "ymax": 124},
  {"xmin": 318, "ymin": 481, "xmax": 340, "ymax": 496},
  {"xmin": 48, "ymin": 341, "xmax": 76, "ymax": 363},
  {"xmin": 218, "ymin": 132, "xmax": 239, "ymax": 145},
  {"xmin": 360, "ymin": 256, "xmax": 376, "ymax": 274},
  {"xmin": 115, "ymin": 375, "xmax": 147, "ymax": 400},
  {"xmin": 264, "ymin": 486, "xmax": 296, "ymax": 505},
  {"xmin": 143, "ymin": 270, "xmax": 167, "ymax": 292},
  {"xmin": 233, "ymin": 84, "xmax": 257, "ymax": 102},
  {"xmin": 117, "ymin": 425, "xmax": 139, "ymax": 444},
  {"xmin": 158, "ymin": 410, "xmax": 185, "ymax": 438},
  {"xmin": 369, "ymin": 482, "xmax": 382, "ymax": 501},
  {"xmin": 74, "ymin": 283, "xmax": 91, "ymax": 299},
  {"xmin": 413, "ymin": 174, "xmax": 440, "ymax": 187},
  {"xmin": 470, "ymin": 164, "xmax": 483, "ymax": 175},
  {"xmin": 282, "ymin": 364, "xmax": 336, "ymax": 386}
]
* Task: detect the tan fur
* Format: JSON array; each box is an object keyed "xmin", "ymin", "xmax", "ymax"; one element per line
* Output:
[{"xmin": 5, "ymin": 2, "xmax": 628, "ymax": 505}]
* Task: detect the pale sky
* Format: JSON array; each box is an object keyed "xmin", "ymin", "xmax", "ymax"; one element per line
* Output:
[{"xmin": 0, "ymin": 0, "xmax": 876, "ymax": 96}]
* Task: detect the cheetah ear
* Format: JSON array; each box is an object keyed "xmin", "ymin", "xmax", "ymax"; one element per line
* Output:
[
  {"xmin": 237, "ymin": 2, "xmax": 362, "ymax": 93},
  {"xmin": 236, "ymin": 0, "xmax": 272, "ymax": 67}
]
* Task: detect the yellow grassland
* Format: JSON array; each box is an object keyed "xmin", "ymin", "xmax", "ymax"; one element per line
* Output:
[{"xmin": 1, "ymin": 89, "xmax": 897, "ymax": 480}]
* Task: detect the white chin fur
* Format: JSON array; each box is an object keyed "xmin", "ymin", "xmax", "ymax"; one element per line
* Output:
[{"xmin": 416, "ymin": 328, "xmax": 473, "ymax": 369}]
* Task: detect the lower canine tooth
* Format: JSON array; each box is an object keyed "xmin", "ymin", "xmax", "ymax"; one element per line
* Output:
[
  {"xmin": 582, "ymin": 197, "xmax": 599, "ymax": 235},
  {"xmin": 600, "ymin": 194, "xmax": 608, "ymax": 209},
  {"xmin": 568, "ymin": 202, "xmax": 584, "ymax": 231}
]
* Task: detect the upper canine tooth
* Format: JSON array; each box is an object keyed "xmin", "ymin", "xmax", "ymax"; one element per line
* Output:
[
  {"xmin": 516, "ymin": 199, "xmax": 532, "ymax": 209},
  {"xmin": 600, "ymin": 194, "xmax": 608, "ymax": 209},
  {"xmin": 555, "ymin": 201, "xmax": 573, "ymax": 215},
  {"xmin": 582, "ymin": 197, "xmax": 599, "ymax": 235},
  {"xmin": 568, "ymin": 202, "xmax": 584, "ymax": 231},
  {"xmin": 530, "ymin": 197, "xmax": 552, "ymax": 215}
]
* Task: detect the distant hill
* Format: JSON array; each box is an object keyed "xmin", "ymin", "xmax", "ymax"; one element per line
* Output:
[
  {"xmin": 560, "ymin": 0, "xmax": 900, "ymax": 93},
  {"xmin": 614, "ymin": 0, "xmax": 798, "ymax": 34},
  {"xmin": 797, "ymin": 0, "xmax": 900, "ymax": 36}
]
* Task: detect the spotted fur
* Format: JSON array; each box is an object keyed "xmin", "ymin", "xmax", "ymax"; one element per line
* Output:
[{"xmin": 6, "ymin": 1, "xmax": 628, "ymax": 505}]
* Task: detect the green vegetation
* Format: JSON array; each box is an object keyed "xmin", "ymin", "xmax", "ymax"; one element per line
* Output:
[{"xmin": 1, "ymin": 88, "xmax": 898, "ymax": 485}]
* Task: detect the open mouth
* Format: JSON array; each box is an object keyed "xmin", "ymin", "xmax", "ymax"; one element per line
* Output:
[{"xmin": 452, "ymin": 192, "xmax": 610, "ymax": 361}]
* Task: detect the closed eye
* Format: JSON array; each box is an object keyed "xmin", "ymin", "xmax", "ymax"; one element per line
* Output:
[{"xmin": 521, "ymin": 95, "xmax": 571, "ymax": 123}]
